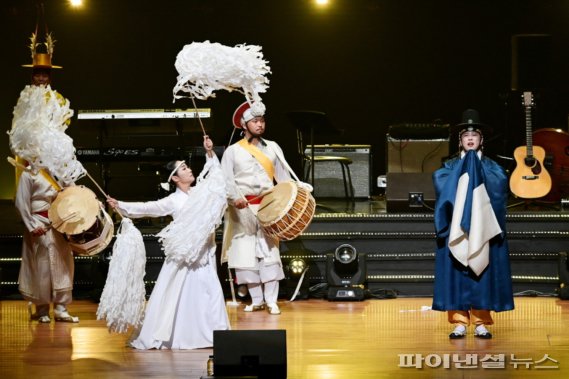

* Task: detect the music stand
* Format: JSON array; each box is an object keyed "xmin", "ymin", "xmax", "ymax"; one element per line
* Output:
[{"xmin": 286, "ymin": 111, "xmax": 353, "ymax": 199}]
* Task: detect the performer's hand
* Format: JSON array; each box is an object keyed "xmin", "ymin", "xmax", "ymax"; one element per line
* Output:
[
  {"xmin": 203, "ymin": 135, "xmax": 214, "ymax": 157},
  {"xmin": 31, "ymin": 227, "xmax": 47, "ymax": 237},
  {"xmin": 106, "ymin": 197, "xmax": 119, "ymax": 210},
  {"xmin": 234, "ymin": 198, "xmax": 249, "ymax": 209}
]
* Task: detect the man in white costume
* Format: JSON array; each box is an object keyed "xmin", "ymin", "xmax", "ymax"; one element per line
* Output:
[
  {"xmin": 221, "ymin": 102, "xmax": 294, "ymax": 315},
  {"xmin": 14, "ymin": 49, "xmax": 79, "ymax": 323}
]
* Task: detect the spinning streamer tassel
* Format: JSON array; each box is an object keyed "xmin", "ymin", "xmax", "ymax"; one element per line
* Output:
[
  {"xmin": 8, "ymin": 85, "xmax": 85, "ymax": 183},
  {"xmin": 97, "ymin": 218, "xmax": 146, "ymax": 333},
  {"xmin": 173, "ymin": 40, "xmax": 271, "ymax": 111}
]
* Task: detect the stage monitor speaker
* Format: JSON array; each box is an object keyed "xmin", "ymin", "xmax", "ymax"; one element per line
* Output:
[
  {"xmin": 387, "ymin": 136, "xmax": 449, "ymax": 174},
  {"xmin": 386, "ymin": 172, "xmax": 435, "ymax": 212},
  {"xmin": 305, "ymin": 145, "xmax": 371, "ymax": 198},
  {"xmin": 213, "ymin": 329, "xmax": 287, "ymax": 379}
]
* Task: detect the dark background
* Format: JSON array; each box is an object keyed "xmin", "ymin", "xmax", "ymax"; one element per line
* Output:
[{"xmin": 1, "ymin": 0, "xmax": 568, "ymax": 200}]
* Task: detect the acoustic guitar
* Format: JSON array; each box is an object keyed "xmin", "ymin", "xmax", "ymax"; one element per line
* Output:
[{"xmin": 509, "ymin": 91, "xmax": 552, "ymax": 199}]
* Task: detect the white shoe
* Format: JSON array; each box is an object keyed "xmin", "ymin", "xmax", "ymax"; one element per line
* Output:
[
  {"xmin": 38, "ymin": 315, "xmax": 51, "ymax": 323},
  {"xmin": 54, "ymin": 308, "xmax": 79, "ymax": 323},
  {"xmin": 29, "ymin": 302, "xmax": 50, "ymax": 323},
  {"xmin": 267, "ymin": 303, "xmax": 281, "ymax": 315},
  {"xmin": 244, "ymin": 303, "xmax": 265, "ymax": 312}
]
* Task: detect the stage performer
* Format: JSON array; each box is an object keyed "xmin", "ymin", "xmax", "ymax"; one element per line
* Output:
[
  {"xmin": 221, "ymin": 102, "xmax": 304, "ymax": 315},
  {"xmin": 106, "ymin": 136, "xmax": 230, "ymax": 349},
  {"xmin": 432, "ymin": 109, "xmax": 514, "ymax": 339},
  {"xmin": 12, "ymin": 41, "xmax": 79, "ymax": 323}
]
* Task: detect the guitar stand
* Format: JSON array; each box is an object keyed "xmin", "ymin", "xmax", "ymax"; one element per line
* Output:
[{"xmin": 507, "ymin": 198, "xmax": 561, "ymax": 211}]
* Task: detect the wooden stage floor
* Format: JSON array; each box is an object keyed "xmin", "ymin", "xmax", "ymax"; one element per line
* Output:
[{"xmin": 0, "ymin": 297, "xmax": 568, "ymax": 379}]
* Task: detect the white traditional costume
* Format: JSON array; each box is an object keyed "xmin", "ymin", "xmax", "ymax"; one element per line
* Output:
[
  {"xmin": 115, "ymin": 155, "xmax": 230, "ymax": 349},
  {"xmin": 15, "ymin": 170, "xmax": 75, "ymax": 316},
  {"xmin": 9, "ymin": 33, "xmax": 84, "ymax": 323},
  {"xmin": 221, "ymin": 102, "xmax": 294, "ymax": 314}
]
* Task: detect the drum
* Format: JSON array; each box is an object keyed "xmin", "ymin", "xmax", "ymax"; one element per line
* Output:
[
  {"xmin": 257, "ymin": 181, "xmax": 315, "ymax": 241},
  {"xmin": 48, "ymin": 185, "xmax": 114, "ymax": 256}
]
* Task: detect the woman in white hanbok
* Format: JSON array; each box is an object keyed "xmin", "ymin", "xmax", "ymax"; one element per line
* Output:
[{"xmin": 107, "ymin": 136, "xmax": 230, "ymax": 349}]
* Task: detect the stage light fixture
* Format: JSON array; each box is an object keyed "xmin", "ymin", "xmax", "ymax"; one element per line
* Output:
[
  {"xmin": 326, "ymin": 244, "xmax": 367, "ymax": 301},
  {"xmin": 335, "ymin": 244, "xmax": 357, "ymax": 264},
  {"xmin": 289, "ymin": 258, "xmax": 306, "ymax": 276},
  {"xmin": 284, "ymin": 257, "xmax": 310, "ymax": 300}
]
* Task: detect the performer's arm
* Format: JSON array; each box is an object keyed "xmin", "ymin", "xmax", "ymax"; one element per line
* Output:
[
  {"xmin": 14, "ymin": 173, "xmax": 47, "ymax": 236},
  {"xmin": 107, "ymin": 195, "xmax": 175, "ymax": 218},
  {"xmin": 220, "ymin": 147, "xmax": 248, "ymax": 209}
]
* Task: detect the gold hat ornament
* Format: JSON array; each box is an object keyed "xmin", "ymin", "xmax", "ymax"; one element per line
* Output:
[{"xmin": 22, "ymin": 31, "xmax": 62, "ymax": 69}]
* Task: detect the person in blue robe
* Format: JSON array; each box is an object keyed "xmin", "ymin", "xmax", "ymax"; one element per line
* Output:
[{"xmin": 432, "ymin": 109, "xmax": 514, "ymax": 339}]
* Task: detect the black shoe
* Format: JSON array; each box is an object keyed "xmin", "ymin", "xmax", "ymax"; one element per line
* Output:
[
  {"xmin": 474, "ymin": 331, "xmax": 493, "ymax": 339},
  {"xmin": 474, "ymin": 325, "xmax": 493, "ymax": 339},
  {"xmin": 449, "ymin": 331, "xmax": 466, "ymax": 339},
  {"xmin": 449, "ymin": 326, "xmax": 466, "ymax": 339}
]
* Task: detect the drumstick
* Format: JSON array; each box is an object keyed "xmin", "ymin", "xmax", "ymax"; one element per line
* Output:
[
  {"xmin": 50, "ymin": 211, "xmax": 78, "ymax": 229},
  {"xmin": 245, "ymin": 188, "xmax": 274, "ymax": 204},
  {"xmin": 83, "ymin": 170, "xmax": 124, "ymax": 219},
  {"xmin": 6, "ymin": 156, "xmax": 30, "ymax": 171}
]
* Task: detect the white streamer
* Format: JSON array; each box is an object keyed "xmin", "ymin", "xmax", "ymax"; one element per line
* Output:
[
  {"xmin": 8, "ymin": 85, "xmax": 85, "ymax": 183},
  {"xmin": 173, "ymin": 40, "xmax": 271, "ymax": 111},
  {"xmin": 97, "ymin": 218, "xmax": 147, "ymax": 333}
]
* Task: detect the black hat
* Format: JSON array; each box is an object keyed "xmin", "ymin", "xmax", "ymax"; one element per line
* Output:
[{"xmin": 454, "ymin": 109, "xmax": 493, "ymax": 137}]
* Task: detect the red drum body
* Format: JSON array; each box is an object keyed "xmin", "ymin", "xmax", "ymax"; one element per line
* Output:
[
  {"xmin": 49, "ymin": 185, "xmax": 113, "ymax": 256},
  {"xmin": 257, "ymin": 181, "xmax": 315, "ymax": 241},
  {"xmin": 533, "ymin": 128, "xmax": 569, "ymax": 202}
]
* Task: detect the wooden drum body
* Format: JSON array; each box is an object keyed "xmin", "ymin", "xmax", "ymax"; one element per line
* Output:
[
  {"xmin": 533, "ymin": 128, "xmax": 569, "ymax": 202},
  {"xmin": 49, "ymin": 185, "xmax": 114, "ymax": 256},
  {"xmin": 257, "ymin": 181, "xmax": 315, "ymax": 241}
]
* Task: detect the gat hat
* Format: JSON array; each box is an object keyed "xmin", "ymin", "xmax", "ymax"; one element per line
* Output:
[
  {"xmin": 232, "ymin": 101, "xmax": 265, "ymax": 129},
  {"xmin": 454, "ymin": 109, "xmax": 493, "ymax": 137},
  {"xmin": 22, "ymin": 52, "xmax": 62, "ymax": 69},
  {"xmin": 22, "ymin": 32, "xmax": 62, "ymax": 69}
]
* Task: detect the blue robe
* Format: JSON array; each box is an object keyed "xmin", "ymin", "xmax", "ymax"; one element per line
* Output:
[{"xmin": 432, "ymin": 151, "xmax": 514, "ymax": 312}]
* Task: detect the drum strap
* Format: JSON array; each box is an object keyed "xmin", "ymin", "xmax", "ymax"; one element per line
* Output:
[{"xmin": 238, "ymin": 138, "xmax": 275, "ymax": 181}]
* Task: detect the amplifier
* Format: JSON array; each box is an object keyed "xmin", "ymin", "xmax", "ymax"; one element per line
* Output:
[
  {"xmin": 386, "ymin": 137, "xmax": 449, "ymax": 173},
  {"xmin": 304, "ymin": 145, "xmax": 371, "ymax": 198},
  {"xmin": 386, "ymin": 172, "xmax": 436, "ymax": 212}
]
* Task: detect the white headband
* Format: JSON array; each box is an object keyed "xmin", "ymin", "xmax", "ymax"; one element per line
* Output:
[
  {"xmin": 241, "ymin": 107, "xmax": 265, "ymax": 126},
  {"xmin": 160, "ymin": 161, "xmax": 185, "ymax": 191}
]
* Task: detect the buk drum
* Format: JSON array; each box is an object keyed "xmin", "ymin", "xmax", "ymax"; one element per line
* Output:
[
  {"xmin": 48, "ymin": 185, "xmax": 114, "ymax": 256},
  {"xmin": 257, "ymin": 181, "xmax": 315, "ymax": 241}
]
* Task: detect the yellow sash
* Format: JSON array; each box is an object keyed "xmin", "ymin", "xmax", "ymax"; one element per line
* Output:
[
  {"xmin": 238, "ymin": 139, "xmax": 275, "ymax": 181},
  {"xmin": 39, "ymin": 169, "xmax": 62, "ymax": 191}
]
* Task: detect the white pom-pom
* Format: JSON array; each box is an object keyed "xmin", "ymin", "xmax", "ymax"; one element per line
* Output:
[
  {"xmin": 8, "ymin": 85, "xmax": 85, "ymax": 182},
  {"xmin": 173, "ymin": 41, "xmax": 271, "ymax": 107},
  {"xmin": 96, "ymin": 218, "xmax": 147, "ymax": 333}
]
